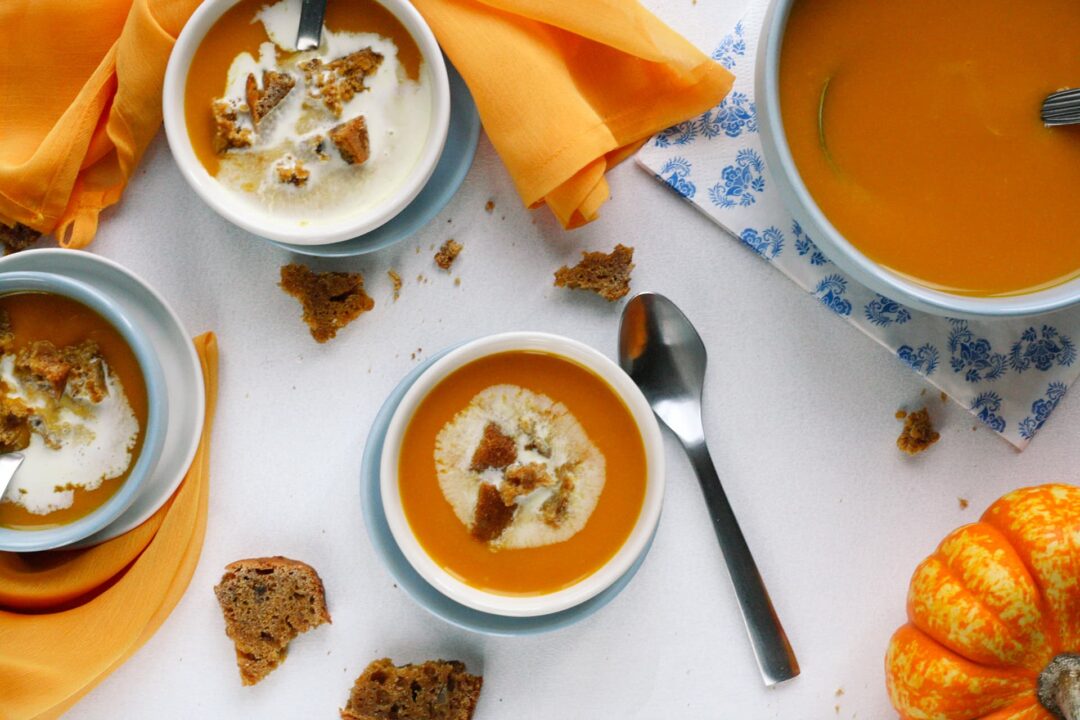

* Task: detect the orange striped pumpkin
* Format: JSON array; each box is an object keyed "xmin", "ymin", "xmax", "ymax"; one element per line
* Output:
[{"xmin": 886, "ymin": 484, "xmax": 1080, "ymax": 720}]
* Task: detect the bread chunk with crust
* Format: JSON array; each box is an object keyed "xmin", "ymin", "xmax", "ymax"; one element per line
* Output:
[
  {"xmin": 341, "ymin": 658, "xmax": 482, "ymax": 720},
  {"xmin": 213, "ymin": 556, "xmax": 331, "ymax": 686},
  {"xmin": 14, "ymin": 341, "xmax": 71, "ymax": 398},
  {"xmin": 279, "ymin": 263, "xmax": 375, "ymax": 343},
  {"xmin": 246, "ymin": 70, "xmax": 295, "ymax": 125},
  {"xmin": 554, "ymin": 244, "xmax": 635, "ymax": 301},
  {"xmin": 329, "ymin": 116, "xmax": 370, "ymax": 165},
  {"xmin": 211, "ymin": 100, "xmax": 252, "ymax": 153}
]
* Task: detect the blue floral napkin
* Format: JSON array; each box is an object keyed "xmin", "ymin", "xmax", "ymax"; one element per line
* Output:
[{"xmin": 635, "ymin": 1, "xmax": 1080, "ymax": 449}]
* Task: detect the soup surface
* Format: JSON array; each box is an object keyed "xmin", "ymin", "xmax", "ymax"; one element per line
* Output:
[
  {"xmin": 780, "ymin": 0, "xmax": 1080, "ymax": 296},
  {"xmin": 185, "ymin": 0, "xmax": 429, "ymax": 223},
  {"xmin": 398, "ymin": 352, "xmax": 648, "ymax": 596},
  {"xmin": 0, "ymin": 293, "xmax": 148, "ymax": 530}
]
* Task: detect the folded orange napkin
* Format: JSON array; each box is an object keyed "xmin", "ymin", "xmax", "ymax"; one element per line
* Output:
[
  {"xmin": 413, "ymin": 0, "xmax": 734, "ymax": 228},
  {"xmin": 0, "ymin": 333, "xmax": 217, "ymax": 720},
  {"xmin": 0, "ymin": 0, "xmax": 200, "ymax": 249}
]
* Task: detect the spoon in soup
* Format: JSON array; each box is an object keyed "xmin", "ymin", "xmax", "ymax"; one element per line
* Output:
[
  {"xmin": 0, "ymin": 453, "xmax": 24, "ymax": 500},
  {"xmin": 296, "ymin": 0, "xmax": 328, "ymax": 52},
  {"xmin": 618, "ymin": 292, "xmax": 800, "ymax": 687},
  {"xmin": 1042, "ymin": 89, "xmax": 1080, "ymax": 126}
]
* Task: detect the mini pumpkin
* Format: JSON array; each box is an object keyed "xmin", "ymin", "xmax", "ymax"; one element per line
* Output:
[{"xmin": 886, "ymin": 484, "xmax": 1080, "ymax": 720}]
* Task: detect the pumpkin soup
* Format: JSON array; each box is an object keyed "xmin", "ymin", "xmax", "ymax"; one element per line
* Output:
[
  {"xmin": 0, "ymin": 293, "xmax": 148, "ymax": 530},
  {"xmin": 398, "ymin": 352, "xmax": 647, "ymax": 596},
  {"xmin": 780, "ymin": 0, "xmax": 1080, "ymax": 296},
  {"xmin": 185, "ymin": 0, "xmax": 431, "ymax": 223}
]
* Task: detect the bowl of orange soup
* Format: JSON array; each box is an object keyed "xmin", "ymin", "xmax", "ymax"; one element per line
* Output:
[
  {"xmin": 163, "ymin": 0, "xmax": 450, "ymax": 245},
  {"xmin": 0, "ymin": 272, "xmax": 167, "ymax": 551},
  {"xmin": 380, "ymin": 333, "xmax": 665, "ymax": 617},
  {"xmin": 756, "ymin": 0, "xmax": 1080, "ymax": 316}
]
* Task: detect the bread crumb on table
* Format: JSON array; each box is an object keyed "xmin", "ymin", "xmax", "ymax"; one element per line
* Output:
[
  {"xmin": 0, "ymin": 222, "xmax": 41, "ymax": 254},
  {"xmin": 484, "ymin": 199, "xmax": 495, "ymax": 213},
  {"xmin": 387, "ymin": 269, "xmax": 402, "ymax": 301},
  {"xmin": 959, "ymin": 497, "xmax": 970, "ymax": 510},
  {"xmin": 340, "ymin": 658, "xmax": 482, "ymax": 720},
  {"xmin": 434, "ymin": 239, "xmax": 462, "ymax": 270},
  {"xmin": 553, "ymin": 244, "xmax": 635, "ymax": 301},
  {"xmin": 896, "ymin": 407, "xmax": 940, "ymax": 455},
  {"xmin": 213, "ymin": 556, "xmax": 331, "ymax": 686},
  {"xmin": 279, "ymin": 263, "xmax": 374, "ymax": 343}
]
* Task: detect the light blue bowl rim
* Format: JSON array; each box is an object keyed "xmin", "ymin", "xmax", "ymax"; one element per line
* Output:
[
  {"xmin": 359, "ymin": 343, "xmax": 657, "ymax": 636},
  {"xmin": 0, "ymin": 271, "xmax": 168, "ymax": 552},
  {"xmin": 755, "ymin": 0, "xmax": 1080, "ymax": 318}
]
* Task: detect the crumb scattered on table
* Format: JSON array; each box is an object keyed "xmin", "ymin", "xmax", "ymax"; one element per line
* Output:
[
  {"xmin": 897, "ymin": 407, "xmax": 940, "ymax": 455},
  {"xmin": 279, "ymin": 263, "xmax": 374, "ymax": 343},
  {"xmin": 959, "ymin": 497, "xmax": 969, "ymax": 510},
  {"xmin": 387, "ymin": 269, "xmax": 402, "ymax": 301},
  {"xmin": 454, "ymin": 277, "xmax": 461, "ymax": 287},
  {"xmin": 435, "ymin": 239, "xmax": 462, "ymax": 270},
  {"xmin": 553, "ymin": 244, "xmax": 635, "ymax": 302},
  {"xmin": 940, "ymin": 391, "xmax": 948, "ymax": 403},
  {"xmin": 485, "ymin": 199, "xmax": 495, "ymax": 213}
]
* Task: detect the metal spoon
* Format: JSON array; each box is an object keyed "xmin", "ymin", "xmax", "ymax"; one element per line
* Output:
[
  {"xmin": 618, "ymin": 292, "xmax": 799, "ymax": 686},
  {"xmin": 296, "ymin": 0, "xmax": 328, "ymax": 52},
  {"xmin": 1042, "ymin": 88, "xmax": 1080, "ymax": 127},
  {"xmin": 0, "ymin": 453, "xmax": 24, "ymax": 500}
]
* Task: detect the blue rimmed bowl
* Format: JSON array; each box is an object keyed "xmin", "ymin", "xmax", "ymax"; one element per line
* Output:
[
  {"xmin": 755, "ymin": 0, "xmax": 1080, "ymax": 317},
  {"xmin": 0, "ymin": 272, "xmax": 169, "ymax": 552}
]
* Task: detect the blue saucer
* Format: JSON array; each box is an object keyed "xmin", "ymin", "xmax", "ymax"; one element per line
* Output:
[
  {"xmin": 360, "ymin": 346, "xmax": 656, "ymax": 636},
  {"xmin": 271, "ymin": 62, "xmax": 481, "ymax": 257}
]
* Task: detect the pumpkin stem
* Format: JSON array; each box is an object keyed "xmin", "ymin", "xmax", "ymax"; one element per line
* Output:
[{"xmin": 1040, "ymin": 654, "xmax": 1080, "ymax": 720}]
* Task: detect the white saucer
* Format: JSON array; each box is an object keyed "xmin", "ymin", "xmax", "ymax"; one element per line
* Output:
[{"xmin": 0, "ymin": 249, "xmax": 206, "ymax": 547}]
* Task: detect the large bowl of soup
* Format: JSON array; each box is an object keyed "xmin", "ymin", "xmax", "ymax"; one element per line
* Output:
[
  {"xmin": 0, "ymin": 272, "xmax": 168, "ymax": 551},
  {"xmin": 380, "ymin": 333, "xmax": 665, "ymax": 618},
  {"xmin": 756, "ymin": 0, "xmax": 1080, "ymax": 317},
  {"xmin": 163, "ymin": 0, "xmax": 450, "ymax": 246}
]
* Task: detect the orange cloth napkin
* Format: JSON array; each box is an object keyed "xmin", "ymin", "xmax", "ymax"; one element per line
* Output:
[
  {"xmin": 0, "ymin": 333, "xmax": 217, "ymax": 720},
  {"xmin": 412, "ymin": 0, "xmax": 734, "ymax": 228},
  {"xmin": 0, "ymin": 0, "xmax": 199, "ymax": 248}
]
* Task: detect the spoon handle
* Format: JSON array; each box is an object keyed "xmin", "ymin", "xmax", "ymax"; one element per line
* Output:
[
  {"xmin": 685, "ymin": 441, "xmax": 800, "ymax": 686},
  {"xmin": 296, "ymin": 0, "xmax": 327, "ymax": 52}
]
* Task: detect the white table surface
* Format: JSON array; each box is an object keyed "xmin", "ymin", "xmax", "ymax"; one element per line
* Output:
[{"xmin": 62, "ymin": 1, "xmax": 1080, "ymax": 717}]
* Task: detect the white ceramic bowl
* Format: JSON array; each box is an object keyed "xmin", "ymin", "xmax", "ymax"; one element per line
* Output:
[
  {"xmin": 380, "ymin": 333, "xmax": 666, "ymax": 618},
  {"xmin": 755, "ymin": 0, "xmax": 1080, "ymax": 318},
  {"xmin": 163, "ymin": 0, "xmax": 451, "ymax": 246}
]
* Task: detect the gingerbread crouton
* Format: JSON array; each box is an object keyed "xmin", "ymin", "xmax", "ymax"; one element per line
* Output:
[
  {"xmin": 499, "ymin": 462, "xmax": 553, "ymax": 505},
  {"xmin": 279, "ymin": 263, "xmax": 375, "ymax": 343},
  {"xmin": 246, "ymin": 70, "xmax": 295, "ymax": 126},
  {"xmin": 0, "ymin": 309, "xmax": 14, "ymax": 353},
  {"xmin": 541, "ymin": 471, "xmax": 575, "ymax": 527},
  {"xmin": 303, "ymin": 48, "xmax": 383, "ymax": 116},
  {"xmin": 434, "ymin": 239, "xmax": 462, "ymax": 271},
  {"xmin": 471, "ymin": 482, "xmax": 516, "ymax": 542},
  {"xmin": 554, "ymin": 244, "xmax": 635, "ymax": 301},
  {"xmin": 275, "ymin": 158, "xmax": 310, "ymax": 186},
  {"xmin": 211, "ymin": 100, "xmax": 252, "ymax": 154},
  {"xmin": 469, "ymin": 422, "xmax": 517, "ymax": 472},
  {"xmin": 341, "ymin": 658, "xmax": 483, "ymax": 720},
  {"xmin": 0, "ymin": 394, "xmax": 31, "ymax": 453},
  {"xmin": 14, "ymin": 341, "xmax": 72, "ymax": 397},
  {"xmin": 329, "ymin": 116, "xmax": 370, "ymax": 165},
  {"xmin": 62, "ymin": 340, "xmax": 108, "ymax": 403}
]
